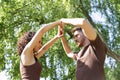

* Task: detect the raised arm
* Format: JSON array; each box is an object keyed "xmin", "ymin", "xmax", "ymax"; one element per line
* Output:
[
  {"xmin": 36, "ymin": 25, "xmax": 63, "ymax": 58},
  {"xmin": 36, "ymin": 34, "xmax": 63, "ymax": 58},
  {"xmin": 61, "ymin": 36, "xmax": 76, "ymax": 59},
  {"xmin": 61, "ymin": 18, "xmax": 97, "ymax": 40},
  {"xmin": 58, "ymin": 25, "xmax": 76, "ymax": 59},
  {"xmin": 25, "ymin": 20, "xmax": 61, "ymax": 52}
]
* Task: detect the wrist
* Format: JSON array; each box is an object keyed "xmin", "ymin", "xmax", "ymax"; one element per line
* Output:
[
  {"xmin": 56, "ymin": 20, "xmax": 62, "ymax": 25},
  {"xmin": 61, "ymin": 36, "xmax": 65, "ymax": 40},
  {"xmin": 54, "ymin": 35, "xmax": 59, "ymax": 39}
]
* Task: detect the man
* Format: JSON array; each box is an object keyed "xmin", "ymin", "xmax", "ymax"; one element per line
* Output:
[{"xmin": 60, "ymin": 18, "xmax": 107, "ymax": 80}]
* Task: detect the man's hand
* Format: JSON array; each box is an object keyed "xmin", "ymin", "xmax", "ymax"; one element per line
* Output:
[{"xmin": 60, "ymin": 18, "xmax": 86, "ymax": 27}]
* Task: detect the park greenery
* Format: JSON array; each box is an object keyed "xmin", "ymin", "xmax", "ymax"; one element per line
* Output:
[{"xmin": 0, "ymin": 0, "xmax": 120, "ymax": 80}]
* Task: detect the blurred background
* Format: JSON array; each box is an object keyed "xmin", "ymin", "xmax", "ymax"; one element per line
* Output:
[{"xmin": 0, "ymin": 0, "xmax": 120, "ymax": 80}]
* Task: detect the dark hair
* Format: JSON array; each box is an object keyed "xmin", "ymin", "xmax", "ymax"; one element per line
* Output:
[
  {"xmin": 71, "ymin": 27, "xmax": 82, "ymax": 34},
  {"xmin": 17, "ymin": 31, "xmax": 35, "ymax": 56}
]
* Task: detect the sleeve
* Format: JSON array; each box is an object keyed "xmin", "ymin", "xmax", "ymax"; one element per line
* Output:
[
  {"xmin": 90, "ymin": 34, "xmax": 107, "ymax": 53},
  {"xmin": 90, "ymin": 34, "xmax": 107, "ymax": 62}
]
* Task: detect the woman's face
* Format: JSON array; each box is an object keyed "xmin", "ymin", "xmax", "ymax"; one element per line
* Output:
[
  {"xmin": 73, "ymin": 30, "xmax": 85, "ymax": 47},
  {"xmin": 34, "ymin": 41, "xmax": 42, "ymax": 52}
]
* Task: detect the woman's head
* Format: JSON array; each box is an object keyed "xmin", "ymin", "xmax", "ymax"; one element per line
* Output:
[{"xmin": 17, "ymin": 32, "xmax": 35, "ymax": 56}]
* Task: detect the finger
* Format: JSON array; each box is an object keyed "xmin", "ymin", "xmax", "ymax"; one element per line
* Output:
[
  {"xmin": 58, "ymin": 25, "xmax": 61, "ymax": 35},
  {"xmin": 58, "ymin": 25, "xmax": 64, "ymax": 33},
  {"xmin": 58, "ymin": 25, "xmax": 61, "ymax": 30},
  {"xmin": 59, "ymin": 21, "xmax": 65, "ymax": 29},
  {"xmin": 60, "ymin": 34, "xmax": 64, "ymax": 38}
]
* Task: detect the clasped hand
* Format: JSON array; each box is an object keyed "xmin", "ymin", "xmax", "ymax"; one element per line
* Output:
[{"xmin": 56, "ymin": 22, "xmax": 64, "ymax": 38}]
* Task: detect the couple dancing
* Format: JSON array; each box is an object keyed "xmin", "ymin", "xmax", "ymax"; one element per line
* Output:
[{"xmin": 17, "ymin": 18, "xmax": 107, "ymax": 80}]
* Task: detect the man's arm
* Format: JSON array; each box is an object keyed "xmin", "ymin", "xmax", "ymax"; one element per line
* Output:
[
  {"xmin": 61, "ymin": 36, "xmax": 76, "ymax": 59},
  {"xmin": 61, "ymin": 18, "xmax": 97, "ymax": 40}
]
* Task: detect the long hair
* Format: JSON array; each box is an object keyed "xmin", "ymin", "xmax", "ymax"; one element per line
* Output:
[{"xmin": 17, "ymin": 32, "xmax": 35, "ymax": 56}]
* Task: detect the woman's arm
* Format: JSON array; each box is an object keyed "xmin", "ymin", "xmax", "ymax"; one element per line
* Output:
[
  {"xmin": 36, "ymin": 29, "xmax": 63, "ymax": 58},
  {"xmin": 25, "ymin": 20, "xmax": 61, "ymax": 52},
  {"xmin": 61, "ymin": 18, "xmax": 97, "ymax": 40}
]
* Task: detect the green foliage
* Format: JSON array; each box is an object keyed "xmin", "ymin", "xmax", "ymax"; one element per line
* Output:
[{"xmin": 0, "ymin": 0, "xmax": 120, "ymax": 80}]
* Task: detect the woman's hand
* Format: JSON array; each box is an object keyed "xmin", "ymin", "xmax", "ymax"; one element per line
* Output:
[
  {"xmin": 56, "ymin": 24, "xmax": 64, "ymax": 38},
  {"xmin": 57, "ymin": 27, "xmax": 64, "ymax": 38}
]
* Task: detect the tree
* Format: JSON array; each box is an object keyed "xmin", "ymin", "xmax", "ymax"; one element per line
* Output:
[{"xmin": 0, "ymin": 0, "xmax": 120, "ymax": 80}]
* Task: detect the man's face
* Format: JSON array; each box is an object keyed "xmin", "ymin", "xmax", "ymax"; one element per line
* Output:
[{"xmin": 73, "ymin": 30, "xmax": 85, "ymax": 47}]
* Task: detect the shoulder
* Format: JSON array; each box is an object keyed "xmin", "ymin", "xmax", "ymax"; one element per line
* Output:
[
  {"xmin": 20, "ymin": 52, "xmax": 36, "ymax": 66},
  {"xmin": 90, "ymin": 34, "xmax": 101, "ymax": 42},
  {"xmin": 90, "ymin": 34, "xmax": 107, "ymax": 52}
]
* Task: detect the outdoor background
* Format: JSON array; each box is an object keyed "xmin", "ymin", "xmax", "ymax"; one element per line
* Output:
[{"xmin": 0, "ymin": 0, "xmax": 120, "ymax": 80}]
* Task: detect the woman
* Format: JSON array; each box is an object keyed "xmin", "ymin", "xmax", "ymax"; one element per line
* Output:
[{"xmin": 17, "ymin": 20, "xmax": 63, "ymax": 80}]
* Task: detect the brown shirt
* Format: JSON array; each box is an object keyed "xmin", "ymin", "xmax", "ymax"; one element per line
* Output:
[
  {"xmin": 74, "ymin": 35, "xmax": 107, "ymax": 80},
  {"xmin": 20, "ymin": 57, "xmax": 42, "ymax": 80}
]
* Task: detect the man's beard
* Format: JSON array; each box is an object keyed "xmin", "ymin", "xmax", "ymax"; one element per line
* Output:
[{"xmin": 76, "ymin": 38, "xmax": 85, "ymax": 47}]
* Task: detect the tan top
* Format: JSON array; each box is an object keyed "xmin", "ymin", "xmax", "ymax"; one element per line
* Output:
[
  {"xmin": 74, "ymin": 35, "xmax": 107, "ymax": 80},
  {"xmin": 20, "ymin": 57, "xmax": 42, "ymax": 80}
]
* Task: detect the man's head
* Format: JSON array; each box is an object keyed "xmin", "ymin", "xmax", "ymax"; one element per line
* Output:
[{"xmin": 71, "ymin": 27, "xmax": 86, "ymax": 47}]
